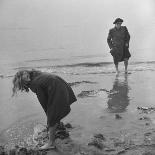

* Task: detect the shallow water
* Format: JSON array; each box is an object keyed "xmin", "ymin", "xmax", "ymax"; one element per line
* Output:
[
  {"xmin": 1, "ymin": 62, "xmax": 155, "ymax": 145},
  {"xmin": 0, "ymin": 0, "xmax": 155, "ymax": 147}
]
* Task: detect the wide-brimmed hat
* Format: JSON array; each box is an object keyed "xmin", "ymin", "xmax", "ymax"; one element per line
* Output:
[{"xmin": 113, "ymin": 18, "xmax": 123, "ymax": 24}]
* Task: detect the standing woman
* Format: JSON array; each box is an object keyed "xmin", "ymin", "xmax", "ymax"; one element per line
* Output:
[
  {"xmin": 107, "ymin": 18, "xmax": 131, "ymax": 74},
  {"xmin": 12, "ymin": 69, "xmax": 77, "ymax": 150}
]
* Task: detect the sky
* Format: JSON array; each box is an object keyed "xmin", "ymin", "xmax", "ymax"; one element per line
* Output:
[{"xmin": 0, "ymin": 0, "xmax": 155, "ymax": 61}]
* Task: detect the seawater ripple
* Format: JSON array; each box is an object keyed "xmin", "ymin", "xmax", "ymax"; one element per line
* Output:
[
  {"xmin": 77, "ymin": 89, "xmax": 110, "ymax": 98},
  {"xmin": 68, "ymin": 81, "xmax": 97, "ymax": 87},
  {"xmin": 40, "ymin": 61, "xmax": 155, "ymax": 68},
  {"xmin": 1, "ymin": 60, "xmax": 155, "ymax": 79}
]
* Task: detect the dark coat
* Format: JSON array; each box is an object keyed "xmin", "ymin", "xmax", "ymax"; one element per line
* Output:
[
  {"xmin": 29, "ymin": 73, "xmax": 77, "ymax": 127},
  {"xmin": 107, "ymin": 26, "xmax": 131, "ymax": 62}
]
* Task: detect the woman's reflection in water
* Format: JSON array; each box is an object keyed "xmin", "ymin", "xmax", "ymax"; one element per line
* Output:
[{"xmin": 107, "ymin": 74, "xmax": 130, "ymax": 113}]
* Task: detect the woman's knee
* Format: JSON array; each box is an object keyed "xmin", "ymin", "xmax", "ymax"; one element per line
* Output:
[
  {"xmin": 124, "ymin": 58, "xmax": 128, "ymax": 62},
  {"xmin": 114, "ymin": 60, "xmax": 118, "ymax": 65}
]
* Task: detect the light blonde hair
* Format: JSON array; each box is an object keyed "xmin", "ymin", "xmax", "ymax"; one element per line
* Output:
[{"xmin": 12, "ymin": 69, "xmax": 41, "ymax": 97}]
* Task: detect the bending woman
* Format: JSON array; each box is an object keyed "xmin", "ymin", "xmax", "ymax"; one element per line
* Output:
[{"xmin": 12, "ymin": 69, "xmax": 77, "ymax": 150}]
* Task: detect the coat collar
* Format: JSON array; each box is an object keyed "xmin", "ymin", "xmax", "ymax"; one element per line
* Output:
[{"xmin": 114, "ymin": 26, "xmax": 122, "ymax": 31}]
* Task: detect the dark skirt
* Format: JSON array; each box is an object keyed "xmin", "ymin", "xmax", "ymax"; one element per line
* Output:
[
  {"xmin": 111, "ymin": 46, "xmax": 131, "ymax": 63},
  {"xmin": 120, "ymin": 46, "xmax": 131, "ymax": 61},
  {"xmin": 46, "ymin": 77, "xmax": 77, "ymax": 127},
  {"xmin": 29, "ymin": 73, "xmax": 77, "ymax": 128}
]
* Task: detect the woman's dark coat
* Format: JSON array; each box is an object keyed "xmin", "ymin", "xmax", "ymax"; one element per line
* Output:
[
  {"xmin": 107, "ymin": 26, "xmax": 131, "ymax": 62},
  {"xmin": 29, "ymin": 73, "xmax": 77, "ymax": 127}
]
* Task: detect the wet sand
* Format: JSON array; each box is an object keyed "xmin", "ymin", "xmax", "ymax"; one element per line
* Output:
[{"xmin": 1, "ymin": 69, "xmax": 155, "ymax": 154}]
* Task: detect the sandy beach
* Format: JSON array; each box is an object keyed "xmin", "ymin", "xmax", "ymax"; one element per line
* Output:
[
  {"xmin": 0, "ymin": 0, "xmax": 155, "ymax": 154},
  {"xmin": 1, "ymin": 66, "xmax": 155, "ymax": 154}
]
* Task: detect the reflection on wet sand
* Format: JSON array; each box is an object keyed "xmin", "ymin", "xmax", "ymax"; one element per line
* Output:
[{"xmin": 107, "ymin": 73, "xmax": 130, "ymax": 113}]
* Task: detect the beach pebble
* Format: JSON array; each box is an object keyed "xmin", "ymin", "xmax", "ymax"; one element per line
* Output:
[
  {"xmin": 137, "ymin": 107, "xmax": 149, "ymax": 110},
  {"xmin": 79, "ymin": 150, "xmax": 89, "ymax": 155},
  {"xmin": 115, "ymin": 114, "xmax": 122, "ymax": 119},
  {"xmin": 145, "ymin": 123, "xmax": 150, "ymax": 126},
  {"xmin": 137, "ymin": 106, "xmax": 155, "ymax": 114},
  {"xmin": 18, "ymin": 147, "xmax": 27, "ymax": 155},
  {"xmin": 55, "ymin": 130, "xmax": 69, "ymax": 139},
  {"xmin": 88, "ymin": 139, "xmax": 104, "ymax": 150},
  {"xmin": 139, "ymin": 116, "xmax": 150, "ymax": 121},
  {"xmin": 64, "ymin": 123, "xmax": 73, "ymax": 129},
  {"xmin": 0, "ymin": 146, "xmax": 7, "ymax": 155},
  {"xmin": 144, "ymin": 132, "xmax": 152, "ymax": 137},
  {"xmin": 57, "ymin": 122, "xmax": 66, "ymax": 130},
  {"xmin": 88, "ymin": 133, "xmax": 107, "ymax": 150},
  {"xmin": 94, "ymin": 134, "xmax": 106, "ymax": 141},
  {"xmin": 104, "ymin": 148, "xmax": 116, "ymax": 152}
]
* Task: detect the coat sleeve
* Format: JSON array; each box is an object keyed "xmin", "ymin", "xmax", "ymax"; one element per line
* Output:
[
  {"xmin": 36, "ymin": 86, "xmax": 48, "ymax": 114},
  {"xmin": 107, "ymin": 29, "xmax": 113, "ymax": 49},
  {"xmin": 124, "ymin": 26, "xmax": 130, "ymax": 44}
]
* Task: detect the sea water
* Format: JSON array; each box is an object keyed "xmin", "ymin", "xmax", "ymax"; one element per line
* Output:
[{"xmin": 0, "ymin": 0, "xmax": 155, "ymax": 145}]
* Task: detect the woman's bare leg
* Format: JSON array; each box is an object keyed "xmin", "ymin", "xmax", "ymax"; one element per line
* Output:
[
  {"xmin": 124, "ymin": 59, "xmax": 128, "ymax": 73},
  {"xmin": 48, "ymin": 124, "xmax": 58, "ymax": 146},
  {"xmin": 40, "ymin": 123, "xmax": 58, "ymax": 149},
  {"xmin": 114, "ymin": 60, "xmax": 119, "ymax": 74},
  {"xmin": 115, "ymin": 64, "xmax": 119, "ymax": 74}
]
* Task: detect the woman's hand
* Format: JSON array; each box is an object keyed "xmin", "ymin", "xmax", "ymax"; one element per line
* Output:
[{"xmin": 125, "ymin": 43, "xmax": 129, "ymax": 47}]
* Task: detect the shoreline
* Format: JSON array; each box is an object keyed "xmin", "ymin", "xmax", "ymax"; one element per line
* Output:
[
  {"xmin": 1, "ymin": 114, "xmax": 155, "ymax": 155},
  {"xmin": 1, "ymin": 70, "xmax": 155, "ymax": 154}
]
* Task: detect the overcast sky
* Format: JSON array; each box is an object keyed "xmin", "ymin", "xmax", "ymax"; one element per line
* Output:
[{"xmin": 0, "ymin": 0, "xmax": 155, "ymax": 59}]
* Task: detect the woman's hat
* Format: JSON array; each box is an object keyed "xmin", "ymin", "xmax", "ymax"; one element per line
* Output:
[{"xmin": 113, "ymin": 18, "xmax": 123, "ymax": 24}]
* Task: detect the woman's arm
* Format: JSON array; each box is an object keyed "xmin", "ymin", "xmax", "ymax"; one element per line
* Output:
[
  {"xmin": 124, "ymin": 26, "xmax": 130, "ymax": 46},
  {"xmin": 107, "ymin": 29, "xmax": 113, "ymax": 49}
]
